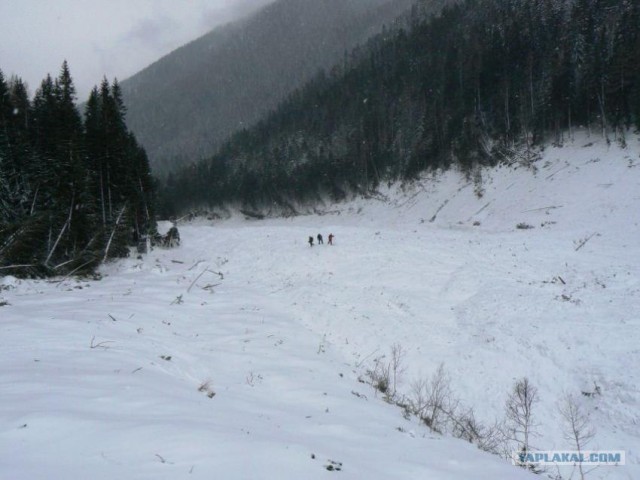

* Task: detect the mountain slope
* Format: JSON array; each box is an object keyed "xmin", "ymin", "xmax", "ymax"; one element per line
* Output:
[
  {"xmin": 121, "ymin": 0, "xmax": 427, "ymax": 173},
  {"xmin": 159, "ymin": 0, "xmax": 640, "ymax": 215},
  {"xmin": 1, "ymin": 135, "xmax": 637, "ymax": 479}
]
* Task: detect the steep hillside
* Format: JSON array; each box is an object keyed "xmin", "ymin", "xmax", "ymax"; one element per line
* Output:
[
  {"xmin": 122, "ymin": 0, "xmax": 430, "ymax": 173},
  {"xmin": 160, "ymin": 0, "xmax": 640, "ymax": 215}
]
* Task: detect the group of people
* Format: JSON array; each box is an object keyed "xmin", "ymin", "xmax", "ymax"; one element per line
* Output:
[{"xmin": 309, "ymin": 233, "xmax": 334, "ymax": 246}]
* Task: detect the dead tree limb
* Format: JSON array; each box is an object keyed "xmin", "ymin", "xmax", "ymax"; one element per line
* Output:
[
  {"xmin": 187, "ymin": 267, "xmax": 210, "ymax": 293},
  {"xmin": 90, "ymin": 336, "xmax": 114, "ymax": 349},
  {"xmin": 102, "ymin": 204, "xmax": 127, "ymax": 263},
  {"xmin": 574, "ymin": 233, "xmax": 597, "ymax": 252}
]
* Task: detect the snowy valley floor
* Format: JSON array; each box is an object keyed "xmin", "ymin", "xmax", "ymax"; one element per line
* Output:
[{"xmin": 1, "ymin": 135, "xmax": 639, "ymax": 479}]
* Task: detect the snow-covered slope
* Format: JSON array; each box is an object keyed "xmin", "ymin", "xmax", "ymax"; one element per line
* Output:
[{"xmin": 1, "ymin": 134, "xmax": 638, "ymax": 479}]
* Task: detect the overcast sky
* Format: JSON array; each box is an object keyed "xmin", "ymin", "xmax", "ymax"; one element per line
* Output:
[{"xmin": 0, "ymin": 0, "xmax": 273, "ymax": 100}]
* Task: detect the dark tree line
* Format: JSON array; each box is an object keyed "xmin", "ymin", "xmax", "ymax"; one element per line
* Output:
[
  {"xmin": 160, "ymin": 0, "xmax": 640, "ymax": 215},
  {"xmin": 0, "ymin": 62, "xmax": 156, "ymax": 277}
]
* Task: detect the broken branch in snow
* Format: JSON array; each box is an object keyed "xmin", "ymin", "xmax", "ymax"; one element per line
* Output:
[
  {"xmin": 187, "ymin": 268, "xmax": 224, "ymax": 293},
  {"xmin": 574, "ymin": 233, "xmax": 598, "ymax": 251},
  {"xmin": 522, "ymin": 205, "xmax": 563, "ymax": 213},
  {"xmin": 90, "ymin": 336, "xmax": 113, "ymax": 349},
  {"xmin": 188, "ymin": 260, "xmax": 205, "ymax": 271},
  {"xmin": 187, "ymin": 268, "xmax": 210, "ymax": 293},
  {"xmin": 545, "ymin": 163, "xmax": 570, "ymax": 180},
  {"xmin": 55, "ymin": 258, "xmax": 98, "ymax": 287},
  {"xmin": 154, "ymin": 454, "xmax": 173, "ymax": 464},
  {"xmin": 0, "ymin": 264, "xmax": 35, "ymax": 270}
]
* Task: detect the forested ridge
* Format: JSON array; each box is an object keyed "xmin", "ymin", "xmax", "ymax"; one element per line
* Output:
[
  {"xmin": 0, "ymin": 62, "xmax": 156, "ymax": 277},
  {"xmin": 161, "ymin": 0, "xmax": 640, "ymax": 216},
  {"xmin": 121, "ymin": 0, "xmax": 422, "ymax": 174},
  {"xmin": 2, "ymin": 0, "xmax": 638, "ymax": 275}
]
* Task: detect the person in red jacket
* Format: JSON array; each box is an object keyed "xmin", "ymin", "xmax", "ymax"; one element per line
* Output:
[{"xmin": 328, "ymin": 233, "xmax": 334, "ymax": 245}]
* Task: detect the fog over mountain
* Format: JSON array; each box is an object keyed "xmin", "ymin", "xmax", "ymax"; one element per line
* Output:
[{"xmin": 121, "ymin": 0, "xmax": 427, "ymax": 174}]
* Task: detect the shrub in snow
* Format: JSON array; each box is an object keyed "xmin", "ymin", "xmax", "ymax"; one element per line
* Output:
[
  {"xmin": 409, "ymin": 363, "xmax": 453, "ymax": 433},
  {"xmin": 516, "ymin": 223, "xmax": 534, "ymax": 230},
  {"xmin": 198, "ymin": 381, "xmax": 216, "ymax": 398},
  {"xmin": 367, "ymin": 343, "xmax": 405, "ymax": 401},
  {"xmin": 153, "ymin": 224, "xmax": 181, "ymax": 248}
]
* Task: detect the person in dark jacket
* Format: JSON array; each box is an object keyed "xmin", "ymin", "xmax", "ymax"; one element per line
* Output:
[
  {"xmin": 308, "ymin": 236, "xmax": 314, "ymax": 247},
  {"xmin": 317, "ymin": 233, "xmax": 323, "ymax": 245}
]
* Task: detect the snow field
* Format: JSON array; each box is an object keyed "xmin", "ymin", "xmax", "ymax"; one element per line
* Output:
[{"xmin": 1, "ymin": 133, "xmax": 639, "ymax": 479}]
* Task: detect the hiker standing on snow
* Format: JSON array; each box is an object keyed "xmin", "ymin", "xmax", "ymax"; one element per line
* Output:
[
  {"xmin": 308, "ymin": 236, "xmax": 314, "ymax": 247},
  {"xmin": 328, "ymin": 233, "xmax": 334, "ymax": 245},
  {"xmin": 317, "ymin": 233, "xmax": 323, "ymax": 245}
]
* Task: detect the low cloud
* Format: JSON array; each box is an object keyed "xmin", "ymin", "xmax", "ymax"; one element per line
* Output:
[{"xmin": 120, "ymin": 15, "xmax": 177, "ymax": 49}]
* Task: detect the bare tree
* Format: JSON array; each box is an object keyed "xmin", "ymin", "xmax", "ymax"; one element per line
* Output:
[
  {"xmin": 410, "ymin": 363, "xmax": 455, "ymax": 433},
  {"xmin": 559, "ymin": 394, "xmax": 596, "ymax": 480},
  {"xmin": 505, "ymin": 377, "xmax": 539, "ymax": 459},
  {"xmin": 389, "ymin": 343, "xmax": 406, "ymax": 398}
]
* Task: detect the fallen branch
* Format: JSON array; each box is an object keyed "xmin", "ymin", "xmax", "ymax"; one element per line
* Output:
[
  {"xmin": 522, "ymin": 205, "xmax": 563, "ymax": 213},
  {"xmin": 90, "ymin": 336, "xmax": 114, "ymax": 349},
  {"xmin": 0, "ymin": 264, "xmax": 35, "ymax": 270},
  {"xmin": 473, "ymin": 202, "xmax": 492, "ymax": 216},
  {"xmin": 54, "ymin": 258, "xmax": 98, "ymax": 288},
  {"xmin": 574, "ymin": 233, "xmax": 597, "ymax": 252},
  {"xmin": 545, "ymin": 164, "xmax": 570, "ymax": 180},
  {"xmin": 429, "ymin": 199, "xmax": 450, "ymax": 223},
  {"xmin": 188, "ymin": 260, "xmax": 205, "ymax": 271},
  {"xmin": 188, "ymin": 268, "xmax": 210, "ymax": 293}
]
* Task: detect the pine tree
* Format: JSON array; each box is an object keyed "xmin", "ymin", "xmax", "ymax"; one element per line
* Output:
[{"xmin": 0, "ymin": 70, "xmax": 13, "ymax": 223}]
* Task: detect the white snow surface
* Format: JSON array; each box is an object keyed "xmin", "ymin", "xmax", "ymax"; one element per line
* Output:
[{"xmin": 1, "ymin": 133, "xmax": 639, "ymax": 479}]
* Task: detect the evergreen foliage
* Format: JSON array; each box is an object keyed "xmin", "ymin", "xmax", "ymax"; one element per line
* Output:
[
  {"xmin": 121, "ymin": 0, "xmax": 423, "ymax": 174},
  {"xmin": 0, "ymin": 63, "xmax": 156, "ymax": 278},
  {"xmin": 160, "ymin": 0, "xmax": 640, "ymax": 215}
]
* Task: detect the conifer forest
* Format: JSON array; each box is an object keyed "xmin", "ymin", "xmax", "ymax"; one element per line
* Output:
[
  {"xmin": 160, "ymin": 0, "xmax": 640, "ymax": 215},
  {"xmin": 0, "ymin": 62, "xmax": 155, "ymax": 277}
]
